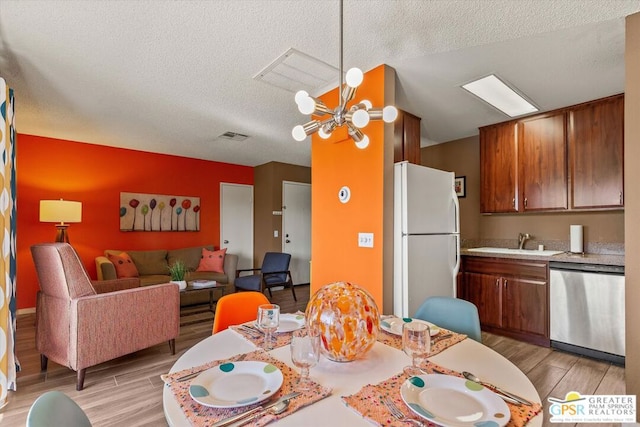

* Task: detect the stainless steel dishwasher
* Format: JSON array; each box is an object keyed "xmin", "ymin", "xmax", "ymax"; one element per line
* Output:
[{"xmin": 549, "ymin": 262, "xmax": 625, "ymax": 365}]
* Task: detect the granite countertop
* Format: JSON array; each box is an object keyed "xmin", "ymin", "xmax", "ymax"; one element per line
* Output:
[{"xmin": 461, "ymin": 248, "xmax": 625, "ymax": 267}]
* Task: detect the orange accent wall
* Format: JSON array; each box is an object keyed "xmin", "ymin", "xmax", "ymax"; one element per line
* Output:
[
  {"xmin": 310, "ymin": 65, "xmax": 390, "ymax": 307},
  {"xmin": 16, "ymin": 134, "xmax": 253, "ymax": 309}
]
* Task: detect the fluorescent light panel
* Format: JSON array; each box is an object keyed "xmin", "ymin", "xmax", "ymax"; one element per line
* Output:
[{"xmin": 462, "ymin": 74, "xmax": 538, "ymax": 117}]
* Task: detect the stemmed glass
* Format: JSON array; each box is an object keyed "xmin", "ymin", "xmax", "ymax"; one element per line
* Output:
[
  {"xmin": 402, "ymin": 322, "xmax": 430, "ymax": 377},
  {"xmin": 257, "ymin": 304, "xmax": 280, "ymax": 350},
  {"xmin": 290, "ymin": 328, "xmax": 320, "ymax": 390}
]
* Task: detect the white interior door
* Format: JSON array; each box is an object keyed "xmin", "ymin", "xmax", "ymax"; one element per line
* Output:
[
  {"xmin": 282, "ymin": 181, "xmax": 311, "ymax": 285},
  {"xmin": 220, "ymin": 183, "xmax": 253, "ymax": 270}
]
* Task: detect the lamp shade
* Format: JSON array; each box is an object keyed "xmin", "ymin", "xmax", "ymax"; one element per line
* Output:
[{"xmin": 40, "ymin": 200, "xmax": 82, "ymax": 224}]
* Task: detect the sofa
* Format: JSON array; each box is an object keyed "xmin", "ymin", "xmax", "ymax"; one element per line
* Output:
[{"xmin": 95, "ymin": 245, "xmax": 238, "ymax": 306}]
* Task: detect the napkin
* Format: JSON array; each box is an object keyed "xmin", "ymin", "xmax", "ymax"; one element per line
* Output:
[
  {"xmin": 164, "ymin": 349, "xmax": 332, "ymax": 427},
  {"xmin": 342, "ymin": 361, "xmax": 542, "ymax": 427}
]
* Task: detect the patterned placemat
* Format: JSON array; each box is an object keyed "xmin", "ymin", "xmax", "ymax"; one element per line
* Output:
[
  {"xmin": 342, "ymin": 361, "xmax": 542, "ymax": 427},
  {"xmin": 377, "ymin": 324, "xmax": 467, "ymax": 356},
  {"xmin": 229, "ymin": 312, "xmax": 306, "ymax": 350},
  {"xmin": 164, "ymin": 349, "xmax": 331, "ymax": 427}
]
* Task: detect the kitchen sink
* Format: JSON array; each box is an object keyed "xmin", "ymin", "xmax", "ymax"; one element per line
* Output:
[{"xmin": 467, "ymin": 247, "xmax": 565, "ymax": 256}]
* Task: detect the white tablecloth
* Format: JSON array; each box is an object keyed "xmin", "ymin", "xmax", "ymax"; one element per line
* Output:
[{"xmin": 163, "ymin": 328, "xmax": 543, "ymax": 426}]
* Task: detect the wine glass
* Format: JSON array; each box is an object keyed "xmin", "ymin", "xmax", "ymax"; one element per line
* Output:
[
  {"xmin": 257, "ymin": 304, "xmax": 280, "ymax": 350},
  {"xmin": 402, "ymin": 322, "xmax": 430, "ymax": 376},
  {"xmin": 290, "ymin": 328, "xmax": 320, "ymax": 391}
]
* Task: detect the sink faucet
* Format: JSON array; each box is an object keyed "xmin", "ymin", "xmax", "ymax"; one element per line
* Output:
[{"xmin": 518, "ymin": 233, "xmax": 531, "ymax": 250}]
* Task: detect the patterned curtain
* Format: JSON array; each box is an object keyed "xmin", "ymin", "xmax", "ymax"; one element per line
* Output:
[{"xmin": 0, "ymin": 78, "xmax": 18, "ymax": 408}]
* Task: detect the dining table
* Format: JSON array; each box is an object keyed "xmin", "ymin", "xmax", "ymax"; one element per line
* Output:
[{"xmin": 163, "ymin": 319, "xmax": 544, "ymax": 427}]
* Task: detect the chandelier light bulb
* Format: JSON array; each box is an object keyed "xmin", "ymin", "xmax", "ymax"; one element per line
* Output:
[
  {"xmin": 295, "ymin": 90, "xmax": 309, "ymax": 105},
  {"xmin": 292, "ymin": 125, "xmax": 307, "ymax": 141},
  {"xmin": 298, "ymin": 96, "xmax": 316, "ymax": 115},
  {"xmin": 355, "ymin": 135, "xmax": 370, "ymax": 149},
  {"xmin": 318, "ymin": 127, "xmax": 332, "ymax": 139},
  {"xmin": 351, "ymin": 109, "xmax": 370, "ymax": 128},
  {"xmin": 361, "ymin": 100, "xmax": 372, "ymax": 110},
  {"xmin": 382, "ymin": 105, "xmax": 399, "ymax": 123},
  {"xmin": 345, "ymin": 67, "xmax": 364, "ymax": 88}
]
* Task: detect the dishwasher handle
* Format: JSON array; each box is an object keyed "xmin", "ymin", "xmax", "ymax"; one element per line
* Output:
[{"xmin": 549, "ymin": 261, "xmax": 624, "ymax": 275}]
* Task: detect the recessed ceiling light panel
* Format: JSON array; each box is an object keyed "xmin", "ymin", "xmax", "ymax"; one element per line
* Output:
[{"xmin": 462, "ymin": 74, "xmax": 538, "ymax": 118}]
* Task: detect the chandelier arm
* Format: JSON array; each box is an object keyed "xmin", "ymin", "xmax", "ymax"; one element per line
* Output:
[{"xmin": 338, "ymin": 0, "xmax": 344, "ymax": 112}]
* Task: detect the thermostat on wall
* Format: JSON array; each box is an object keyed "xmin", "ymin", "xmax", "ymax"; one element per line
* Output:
[{"xmin": 338, "ymin": 186, "xmax": 351, "ymax": 203}]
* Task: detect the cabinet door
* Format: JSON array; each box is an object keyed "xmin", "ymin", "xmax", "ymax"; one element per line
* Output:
[
  {"xmin": 479, "ymin": 122, "xmax": 518, "ymax": 213},
  {"xmin": 568, "ymin": 95, "xmax": 624, "ymax": 209},
  {"xmin": 463, "ymin": 272, "xmax": 502, "ymax": 328},
  {"xmin": 519, "ymin": 112, "xmax": 567, "ymax": 211},
  {"xmin": 394, "ymin": 110, "xmax": 421, "ymax": 164},
  {"xmin": 502, "ymin": 277, "xmax": 547, "ymax": 337}
]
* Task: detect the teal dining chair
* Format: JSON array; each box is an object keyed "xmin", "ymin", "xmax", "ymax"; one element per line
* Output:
[
  {"xmin": 414, "ymin": 296, "xmax": 483, "ymax": 342},
  {"xmin": 27, "ymin": 390, "xmax": 92, "ymax": 427}
]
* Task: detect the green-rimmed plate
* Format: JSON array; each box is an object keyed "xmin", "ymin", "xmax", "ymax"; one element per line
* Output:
[
  {"xmin": 189, "ymin": 361, "xmax": 283, "ymax": 408},
  {"xmin": 380, "ymin": 317, "xmax": 440, "ymax": 336},
  {"xmin": 400, "ymin": 374, "xmax": 510, "ymax": 427},
  {"xmin": 276, "ymin": 313, "xmax": 305, "ymax": 333}
]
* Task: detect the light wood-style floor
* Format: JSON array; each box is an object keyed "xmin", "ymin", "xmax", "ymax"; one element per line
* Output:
[{"xmin": 0, "ymin": 285, "xmax": 625, "ymax": 427}]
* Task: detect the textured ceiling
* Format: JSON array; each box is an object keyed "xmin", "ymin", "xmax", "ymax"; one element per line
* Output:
[{"xmin": 1, "ymin": 0, "xmax": 639, "ymax": 167}]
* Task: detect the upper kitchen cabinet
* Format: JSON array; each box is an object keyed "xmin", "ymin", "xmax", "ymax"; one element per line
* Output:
[
  {"xmin": 394, "ymin": 110, "xmax": 421, "ymax": 164},
  {"xmin": 518, "ymin": 112, "xmax": 568, "ymax": 211},
  {"xmin": 480, "ymin": 121, "xmax": 518, "ymax": 213},
  {"xmin": 479, "ymin": 94, "xmax": 624, "ymax": 214},
  {"xmin": 568, "ymin": 94, "xmax": 624, "ymax": 209}
]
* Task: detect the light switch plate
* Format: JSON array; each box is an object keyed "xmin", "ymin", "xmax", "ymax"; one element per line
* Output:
[{"xmin": 358, "ymin": 232, "xmax": 374, "ymax": 248}]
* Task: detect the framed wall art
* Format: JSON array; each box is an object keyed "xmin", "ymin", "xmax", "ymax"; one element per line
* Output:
[
  {"xmin": 454, "ymin": 176, "xmax": 466, "ymax": 198},
  {"xmin": 120, "ymin": 192, "xmax": 200, "ymax": 231}
]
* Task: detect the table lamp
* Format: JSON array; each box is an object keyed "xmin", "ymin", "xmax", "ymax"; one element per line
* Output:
[{"xmin": 39, "ymin": 199, "xmax": 82, "ymax": 243}]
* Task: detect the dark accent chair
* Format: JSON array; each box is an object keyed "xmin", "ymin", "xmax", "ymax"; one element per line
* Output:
[{"xmin": 234, "ymin": 252, "xmax": 296, "ymax": 301}]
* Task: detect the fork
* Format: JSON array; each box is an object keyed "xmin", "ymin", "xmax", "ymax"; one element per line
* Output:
[{"xmin": 383, "ymin": 396, "xmax": 424, "ymax": 427}]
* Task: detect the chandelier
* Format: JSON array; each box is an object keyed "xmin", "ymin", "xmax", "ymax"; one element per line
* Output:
[{"xmin": 291, "ymin": 0, "xmax": 398, "ymax": 149}]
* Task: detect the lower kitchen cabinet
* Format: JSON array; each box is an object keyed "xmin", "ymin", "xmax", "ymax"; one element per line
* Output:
[{"xmin": 460, "ymin": 256, "xmax": 549, "ymax": 346}]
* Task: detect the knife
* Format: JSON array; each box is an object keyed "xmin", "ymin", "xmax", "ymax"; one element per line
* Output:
[
  {"xmin": 211, "ymin": 391, "xmax": 301, "ymax": 427},
  {"xmin": 431, "ymin": 333, "xmax": 452, "ymax": 344}
]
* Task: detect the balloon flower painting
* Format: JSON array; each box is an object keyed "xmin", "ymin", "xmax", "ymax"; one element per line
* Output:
[{"xmin": 120, "ymin": 192, "xmax": 201, "ymax": 232}]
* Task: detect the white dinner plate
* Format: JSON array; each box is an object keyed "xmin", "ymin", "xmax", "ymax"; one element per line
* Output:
[
  {"xmin": 400, "ymin": 374, "xmax": 511, "ymax": 427},
  {"xmin": 276, "ymin": 313, "xmax": 305, "ymax": 333},
  {"xmin": 189, "ymin": 361, "xmax": 283, "ymax": 408},
  {"xmin": 379, "ymin": 317, "xmax": 440, "ymax": 336}
]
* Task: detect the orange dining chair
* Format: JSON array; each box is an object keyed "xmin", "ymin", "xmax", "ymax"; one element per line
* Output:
[{"xmin": 212, "ymin": 291, "xmax": 270, "ymax": 334}]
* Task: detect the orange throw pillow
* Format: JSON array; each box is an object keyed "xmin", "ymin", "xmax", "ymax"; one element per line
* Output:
[
  {"xmin": 107, "ymin": 252, "xmax": 139, "ymax": 278},
  {"xmin": 196, "ymin": 248, "xmax": 227, "ymax": 273}
]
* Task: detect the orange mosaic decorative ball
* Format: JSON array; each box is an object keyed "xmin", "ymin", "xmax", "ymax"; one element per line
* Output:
[{"xmin": 305, "ymin": 281, "xmax": 380, "ymax": 362}]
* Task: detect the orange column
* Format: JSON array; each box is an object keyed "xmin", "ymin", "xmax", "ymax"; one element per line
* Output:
[{"xmin": 310, "ymin": 64, "xmax": 394, "ymax": 309}]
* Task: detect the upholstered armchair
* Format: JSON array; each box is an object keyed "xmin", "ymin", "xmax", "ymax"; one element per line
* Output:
[
  {"xmin": 234, "ymin": 252, "xmax": 296, "ymax": 301},
  {"xmin": 31, "ymin": 243, "xmax": 180, "ymax": 390}
]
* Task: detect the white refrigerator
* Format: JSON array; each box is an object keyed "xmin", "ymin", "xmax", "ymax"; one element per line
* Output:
[{"xmin": 393, "ymin": 161, "xmax": 461, "ymax": 318}]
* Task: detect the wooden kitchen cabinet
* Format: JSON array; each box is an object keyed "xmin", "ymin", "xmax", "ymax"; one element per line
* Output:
[
  {"xmin": 394, "ymin": 110, "xmax": 421, "ymax": 164},
  {"xmin": 479, "ymin": 94, "xmax": 623, "ymax": 213},
  {"xmin": 518, "ymin": 112, "xmax": 568, "ymax": 211},
  {"xmin": 480, "ymin": 122, "xmax": 518, "ymax": 213},
  {"xmin": 568, "ymin": 94, "xmax": 624, "ymax": 209},
  {"xmin": 460, "ymin": 256, "xmax": 549, "ymax": 346}
]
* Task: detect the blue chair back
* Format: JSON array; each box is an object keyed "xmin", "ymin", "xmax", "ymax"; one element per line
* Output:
[
  {"xmin": 414, "ymin": 296, "xmax": 482, "ymax": 342},
  {"xmin": 261, "ymin": 252, "xmax": 291, "ymax": 283},
  {"xmin": 27, "ymin": 390, "xmax": 92, "ymax": 427}
]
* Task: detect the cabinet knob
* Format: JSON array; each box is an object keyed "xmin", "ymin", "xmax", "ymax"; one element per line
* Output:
[
  {"xmin": 620, "ymin": 191, "xmax": 623, "ymax": 205},
  {"xmin": 512, "ymin": 198, "xmax": 516, "ymax": 208},
  {"xmin": 524, "ymin": 198, "xmax": 528, "ymax": 208}
]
